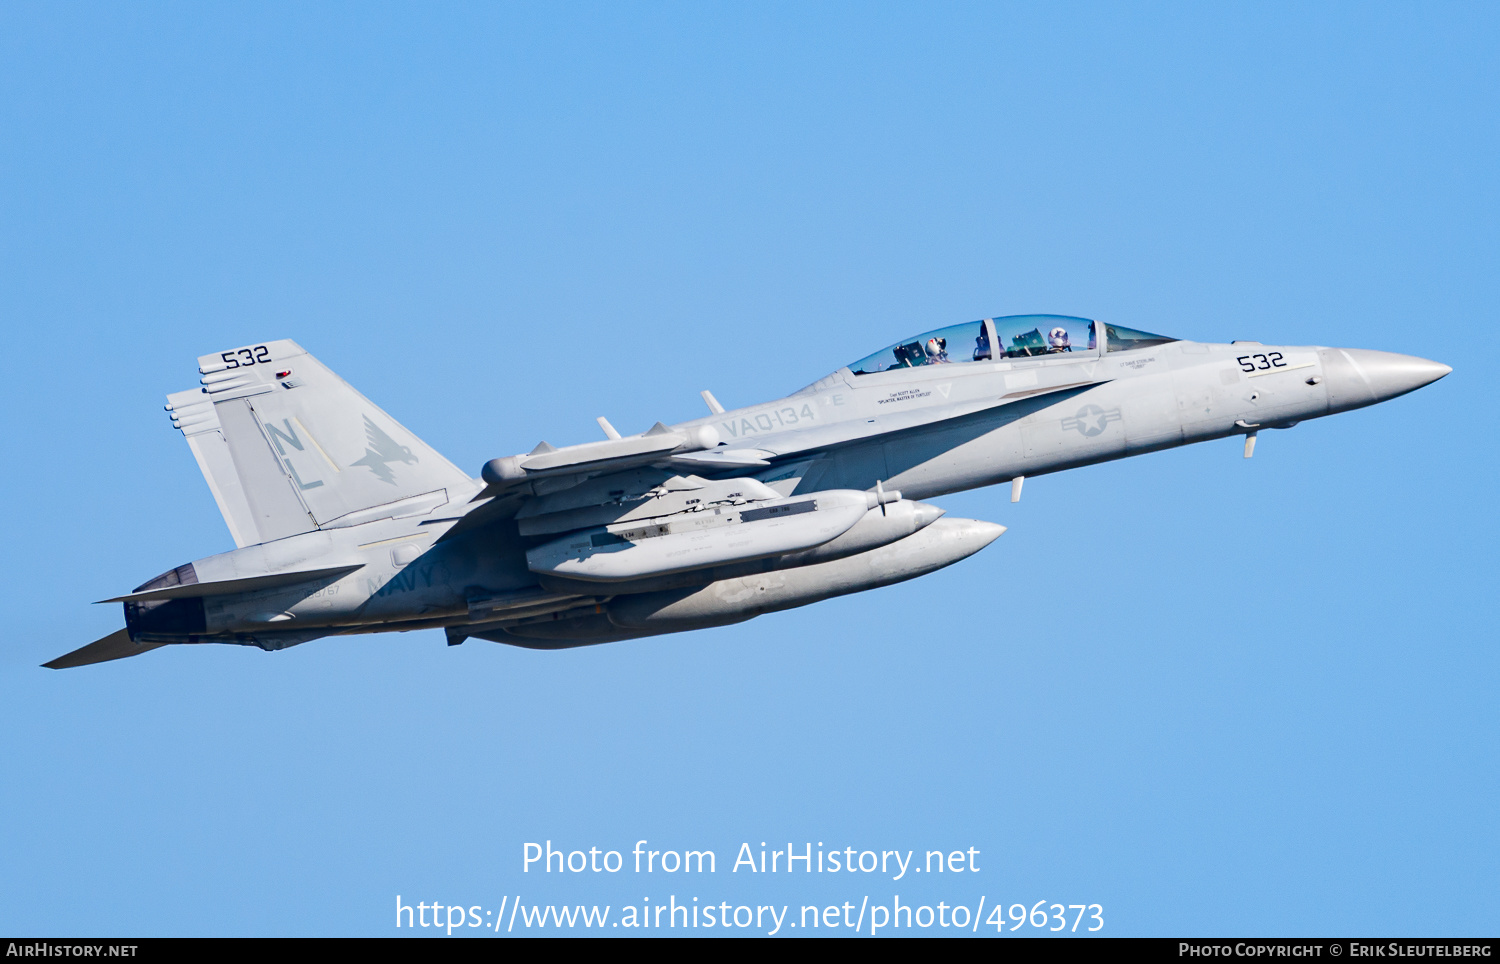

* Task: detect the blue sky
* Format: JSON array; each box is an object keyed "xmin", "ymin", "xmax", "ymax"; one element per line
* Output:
[{"xmin": 2, "ymin": 2, "xmax": 1495, "ymax": 936}]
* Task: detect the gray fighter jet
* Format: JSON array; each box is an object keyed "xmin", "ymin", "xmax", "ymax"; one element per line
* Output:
[{"xmin": 48, "ymin": 315, "xmax": 1450, "ymax": 668}]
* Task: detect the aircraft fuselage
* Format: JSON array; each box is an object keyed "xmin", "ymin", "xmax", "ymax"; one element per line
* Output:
[{"xmin": 56, "ymin": 329, "xmax": 1447, "ymax": 667}]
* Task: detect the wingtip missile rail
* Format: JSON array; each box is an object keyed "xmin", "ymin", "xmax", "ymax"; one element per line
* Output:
[{"xmin": 481, "ymin": 423, "xmax": 722, "ymax": 488}]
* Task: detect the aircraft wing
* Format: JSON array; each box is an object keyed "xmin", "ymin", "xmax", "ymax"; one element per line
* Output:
[
  {"xmin": 664, "ymin": 448, "xmax": 774, "ymax": 469},
  {"xmin": 741, "ymin": 378, "xmax": 1107, "ymax": 462},
  {"xmin": 473, "ymin": 422, "xmax": 724, "ymax": 499},
  {"xmin": 470, "ymin": 377, "xmax": 1106, "ymax": 511}
]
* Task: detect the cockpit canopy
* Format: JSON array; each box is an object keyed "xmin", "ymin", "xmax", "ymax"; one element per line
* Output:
[{"xmin": 847, "ymin": 314, "xmax": 1176, "ymax": 375}]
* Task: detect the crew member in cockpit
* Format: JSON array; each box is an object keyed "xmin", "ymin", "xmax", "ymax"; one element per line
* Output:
[
  {"xmin": 925, "ymin": 336, "xmax": 950, "ymax": 364},
  {"xmin": 1047, "ymin": 327, "xmax": 1072, "ymax": 353},
  {"xmin": 973, "ymin": 326, "xmax": 992, "ymax": 361}
]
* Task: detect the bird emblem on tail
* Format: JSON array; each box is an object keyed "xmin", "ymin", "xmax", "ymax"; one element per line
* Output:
[{"xmin": 351, "ymin": 414, "xmax": 417, "ymax": 484}]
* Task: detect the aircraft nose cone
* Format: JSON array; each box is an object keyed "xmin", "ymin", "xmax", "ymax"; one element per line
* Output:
[
  {"xmin": 1344, "ymin": 349, "xmax": 1451, "ymax": 399},
  {"xmin": 1318, "ymin": 348, "xmax": 1451, "ymax": 412}
]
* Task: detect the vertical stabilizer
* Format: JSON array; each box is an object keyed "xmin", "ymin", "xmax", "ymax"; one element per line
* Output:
[{"xmin": 166, "ymin": 340, "xmax": 473, "ymax": 546}]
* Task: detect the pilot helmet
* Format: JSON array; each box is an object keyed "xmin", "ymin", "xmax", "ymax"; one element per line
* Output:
[
  {"xmin": 926, "ymin": 337, "xmax": 947, "ymax": 357},
  {"xmin": 1048, "ymin": 327, "xmax": 1071, "ymax": 349}
]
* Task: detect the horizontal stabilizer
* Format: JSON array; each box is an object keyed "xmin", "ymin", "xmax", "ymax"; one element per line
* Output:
[
  {"xmin": 98, "ymin": 565, "xmax": 362, "ymax": 604},
  {"xmin": 44, "ymin": 629, "xmax": 165, "ymax": 670}
]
